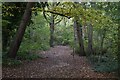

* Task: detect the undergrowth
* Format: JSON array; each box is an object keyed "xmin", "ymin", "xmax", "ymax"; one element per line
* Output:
[
  {"xmin": 88, "ymin": 54, "xmax": 118, "ymax": 72},
  {"xmin": 2, "ymin": 51, "xmax": 40, "ymax": 67}
]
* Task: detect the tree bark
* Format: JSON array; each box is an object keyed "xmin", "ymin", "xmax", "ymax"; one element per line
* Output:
[
  {"xmin": 75, "ymin": 20, "xmax": 85, "ymax": 56},
  {"xmin": 73, "ymin": 20, "xmax": 78, "ymax": 54},
  {"xmin": 73, "ymin": 20, "xmax": 78, "ymax": 45},
  {"xmin": 8, "ymin": 2, "xmax": 34, "ymax": 58},
  {"xmin": 100, "ymin": 28, "xmax": 106, "ymax": 54},
  {"xmin": 49, "ymin": 14, "xmax": 54, "ymax": 47},
  {"xmin": 118, "ymin": 17, "xmax": 120, "ymax": 77},
  {"xmin": 87, "ymin": 23, "xmax": 93, "ymax": 56}
]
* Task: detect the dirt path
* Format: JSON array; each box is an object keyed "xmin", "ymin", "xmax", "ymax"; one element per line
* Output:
[{"xmin": 2, "ymin": 46, "xmax": 118, "ymax": 78}]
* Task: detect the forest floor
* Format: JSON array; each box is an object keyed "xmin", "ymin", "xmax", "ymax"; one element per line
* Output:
[{"xmin": 2, "ymin": 46, "xmax": 118, "ymax": 79}]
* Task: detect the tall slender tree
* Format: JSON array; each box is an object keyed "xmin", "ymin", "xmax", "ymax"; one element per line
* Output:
[
  {"xmin": 42, "ymin": 2, "xmax": 63, "ymax": 47},
  {"xmin": 87, "ymin": 23, "xmax": 93, "ymax": 56},
  {"xmin": 49, "ymin": 13, "xmax": 55, "ymax": 47},
  {"xmin": 100, "ymin": 28, "xmax": 106, "ymax": 53},
  {"xmin": 73, "ymin": 20, "xmax": 78, "ymax": 55}
]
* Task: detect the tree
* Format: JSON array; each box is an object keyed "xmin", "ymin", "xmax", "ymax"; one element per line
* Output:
[
  {"xmin": 73, "ymin": 2, "xmax": 85, "ymax": 56},
  {"xmin": 2, "ymin": 3, "xmax": 27, "ymax": 52},
  {"xmin": 42, "ymin": 2, "xmax": 63, "ymax": 47},
  {"xmin": 73, "ymin": 19, "xmax": 78, "ymax": 54},
  {"xmin": 74, "ymin": 19, "xmax": 85, "ymax": 56},
  {"xmin": 8, "ymin": 2, "xmax": 34, "ymax": 58},
  {"xmin": 87, "ymin": 22, "xmax": 93, "ymax": 56},
  {"xmin": 49, "ymin": 13, "xmax": 55, "ymax": 47}
]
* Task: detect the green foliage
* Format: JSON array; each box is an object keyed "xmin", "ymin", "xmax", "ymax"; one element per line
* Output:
[
  {"xmin": 19, "ymin": 12, "xmax": 50, "ymax": 55},
  {"xmin": 2, "ymin": 3, "xmax": 26, "ymax": 52},
  {"xmin": 17, "ymin": 52, "xmax": 40, "ymax": 61},
  {"xmin": 3, "ymin": 53, "xmax": 39, "ymax": 67},
  {"xmin": 2, "ymin": 11, "xmax": 50, "ymax": 67},
  {"xmin": 2, "ymin": 51, "xmax": 39, "ymax": 67},
  {"xmin": 89, "ymin": 55, "xmax": 118, "ymax": 72},
  {"xmin": 54, "ymin": 18, "xmax": 74, "ymax": 46},
  {"xmin": 2, "ymin": 20, "xmax": 10, "ymax": 27},
  {"xmin": 2, "ymin": 58, "xmax": 22, "ymax": 67},
  {"xmin": 74, "ymin": 44, "xmax": 81, "ymax": 54},
  {"xmin": 2, "ymin": 2, "xmax": 119, "ymax": 73}
]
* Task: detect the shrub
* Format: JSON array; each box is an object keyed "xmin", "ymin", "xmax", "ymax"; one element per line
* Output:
[
  {"xmin": 2, "ymin": 58, "xmax": 22, "ymax": 67},
  {"xmin": 89, "ymin": 53, "xmax": 118, "ymax": 72}
]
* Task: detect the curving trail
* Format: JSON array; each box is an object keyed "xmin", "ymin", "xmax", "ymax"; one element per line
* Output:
[{"xmin": 2, "ymin": 46, "xmax": 118, "ymax": 78}]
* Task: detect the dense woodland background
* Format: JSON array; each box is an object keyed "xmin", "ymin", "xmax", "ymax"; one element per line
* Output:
[{"xmin": 2, "ymin": 2, "xmax": 120, "ymax": 78}]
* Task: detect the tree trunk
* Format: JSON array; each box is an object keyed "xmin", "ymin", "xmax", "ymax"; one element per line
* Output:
[
  {"xmin": 100, "ymin": 29, "xmax": 106, "ymax": 54},
  {"xmin": 8, "ymin": 2, "xmax": 34, "ymax": 58},
  {"xmin": 73, "ymin": 20, "xmax": 78, "ymax": 54},
  {"xmin": 118, "ymin": 18, "xmax": 120, "ymax": 76},
  {"xmin": 75, "ymin": 20, "xmax": 85, "ymax": 56},
  {"xmin": 49, "ymin": 14, "xmax": 54, "ymax": 47},
  {"xmin": 2, "ymin": 30, "xmax": 9, "ymax": 51},
  {"xmin": 87, "ymin": 23, "xmax": 93, "ymax": 56}
]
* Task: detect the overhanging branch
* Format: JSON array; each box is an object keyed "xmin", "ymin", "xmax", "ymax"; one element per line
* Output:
[
  {"xmin": 32, "ymin": 8, "xmax": 72, "ymax": 19},
  {"xmin": 43, "ymin": 10, "xmax": 51, "ymax": 23},
  {"xmin": 45, "ymin": 10, "xmax": 71, "ymax": 19}
]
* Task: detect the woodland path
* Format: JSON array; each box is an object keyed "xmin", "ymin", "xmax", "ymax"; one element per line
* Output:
[{"xmin": 2, "ymin": 46, "xmax": 118, "ymax": 78}]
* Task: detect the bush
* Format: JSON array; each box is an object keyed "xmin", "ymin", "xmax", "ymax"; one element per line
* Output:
[
  {"xmin": 2, "ymin": 58, "xmax": 22, "ymax": 67},
  {"xmin": 92, "ymin": 60, "xmax": 118, "ymax": 72},
  {"xmin": 17, "ymin": 51, "xmax": 40, "ymax": 61},
  {"xmin": 2, "ymin": 51, "xmax": 40, "ymax": 67},
  {"xmin": 89, "ymin": 54, "xmax": 118, "ymax": 72}
]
